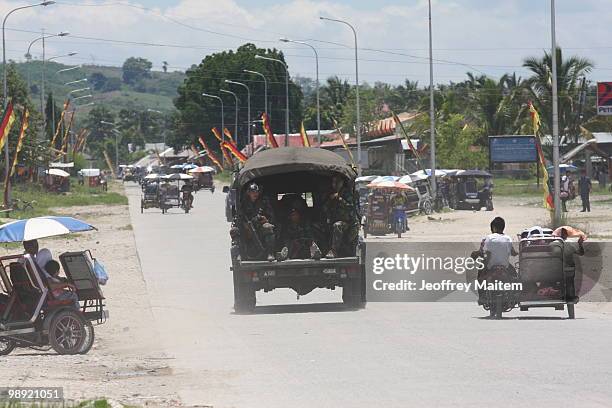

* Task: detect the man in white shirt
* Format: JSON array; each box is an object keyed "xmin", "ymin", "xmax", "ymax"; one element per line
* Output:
[{"xmin": 482, "ymin": 217, "xmax": 517, "ymax": 269}]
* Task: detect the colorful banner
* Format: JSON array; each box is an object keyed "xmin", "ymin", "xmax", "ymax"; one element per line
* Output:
[
  {"xmin": 223, "ymin": 127, "xmax": 236, "ymax": 145},
  {"xmin": 211, "ymin": 127, "xmax": 223, "ymax": 142},
  {"xmin": 529, "ymin": 101, "xmax": 541, "ymax": 135},
  {"xmin": 77, "ymin": 130, "xmax": 90, "ymax": 153},
  {"xmin": 0, "ymin": 101, "xmax": 16, "ymax": 151},
  {"xmin": 221, "ymin": 141, "xmax": 247, "ymax": 162},
  {"xmin": 262, "ymin": 112, "xmax": 278, "ymax": 148},
  {"xmin": 190, "ymin": 144, "xmax": 204, "ymax": 165},
  {"xmin": 299, "ymin": 122, "xmax": 310, "ymax": 147},
  {"xmin": 198, "ymin": 136, "xmax": 223, "ymax": 171},
  {"xmin": 332, "ymin": 122, "xmax": 355, "ymax": 166},
  {"xmin": 61, "ymin": 109, "xmax": 76, "ymax": 155},
  {"xmin": 220, "ymin": 143, "xmax": 233, "ymax": 167},
  {"xmin": 529, "ymin": 102, "xmax": 554, "ymax": 210},
  {"xmin": 51, "ymin": 99, "xmax": 70, "ymax": 147},
  {"xmin": 72, "ymin": 129, "xmax": 86, "ymax": 156},
  {"xmin": 212, "ymin": 127, "xmax": 233, "ymax": 167},
  {"xmin": 10, "ymin": 109, "xmax": 29, "ymax": 176}
]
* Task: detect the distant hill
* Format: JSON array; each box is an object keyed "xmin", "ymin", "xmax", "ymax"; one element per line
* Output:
[{"xmin": 12, "ymin": 60, "xmax": 185, "ymax": 114}]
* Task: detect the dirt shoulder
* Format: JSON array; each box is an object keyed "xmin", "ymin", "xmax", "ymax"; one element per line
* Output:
[
  {"xmin": 0, "ymin": 202, "xmax": 181, "ymax": 407},
  {"xmin": 368, "ymin": 194, "xmax": 612, "ymax": 242}
]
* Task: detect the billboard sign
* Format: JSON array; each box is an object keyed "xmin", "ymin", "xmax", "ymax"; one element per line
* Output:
[
  {"xmin": 488, "ymin": 135, "xmax": 537, "ymax": 163},
  {"xmin": 597, "ymin": 82, "xmax": 612, "ymax": 115}
]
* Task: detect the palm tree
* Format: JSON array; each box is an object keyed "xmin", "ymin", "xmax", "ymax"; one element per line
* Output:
[{"xmin": 523, "ymin": 47, "xmax": 593, "ymax": 142}]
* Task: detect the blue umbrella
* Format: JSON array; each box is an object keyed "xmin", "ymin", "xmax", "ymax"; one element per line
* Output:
[
  {"xmin": 182, "ymin": 163, "xmax": 198, "ymax": 170},
  {"xmin": 0, "ymin": 216, "xmax": 96, "ymax": 243},
  {"xmin": 547, "ymin": 164, "xmax": 578, "ymax": 173}
]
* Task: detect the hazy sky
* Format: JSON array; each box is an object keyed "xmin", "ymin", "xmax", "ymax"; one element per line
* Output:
[{"xmin": 1, "ymin": 0, "xmax": 611, "ymax": 86}]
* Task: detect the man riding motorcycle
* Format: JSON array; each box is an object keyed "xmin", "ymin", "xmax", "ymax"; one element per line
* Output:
[
  {"xmin": 474, "ymin": 217, "xmax": 517, "ymax": 304},
  {"xmin": 181, "ymin": 180, "xmax": 195, "ymax": 209}
]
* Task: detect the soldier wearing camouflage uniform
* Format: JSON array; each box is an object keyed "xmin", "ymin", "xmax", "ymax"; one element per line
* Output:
[
  {"xmin": 279, "ymin": 207, "xmax": 321, "ymax": 260},
  {"xmin": 321, "ymin": 175, "xmax": 359, "ymax": 258},
  {"xmin": 230, "ymin": 182, "xmax": 276, "ymax": 261}
]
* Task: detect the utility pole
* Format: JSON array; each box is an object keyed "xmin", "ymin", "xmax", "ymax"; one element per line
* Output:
[
  {"xmin": 428, "ymin": 0, "xmax": 437, "ymax": 198},
  {"xmin": 551, "ymin": 0, "xmax": 561, "ymax": 225}
]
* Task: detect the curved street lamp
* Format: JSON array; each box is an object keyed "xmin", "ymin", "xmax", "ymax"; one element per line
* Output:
[
  {"xmin": 320, "ymin": 16, "xmax": 361, "ymax": 174},
  {"xmin": 243, "ymin": 69, "xmax": 268, "ymax": 118},
  {"xmin": 26, "ymin": 31, "xmax": 70, "ymax": 144},
  {"xmin": 225, "ymin": 80, "xmax": 251, "ymax": 148},
  {"xmin": 255, "ymin": 55, "xmax": 289, "ymax": 144},
  {"xmin": 202, "ymin": 93, "xmax": 225, "ymax": 166},
  {"xmin": 2, "ymin": 1, "xmax": 56, "ymax": 206},
  {"xmin": 220, "ymin": 89, "xmax": 239, "ymax": 147},
  {"xmin": 280, "ymin": 38, "xmax": 320, "ymax": 144},
  {"xmin": 48, "ymin": 51, "xmax": 77, "ymax": 62}
]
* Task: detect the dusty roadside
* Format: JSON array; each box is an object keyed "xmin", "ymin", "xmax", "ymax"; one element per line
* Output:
[
  {"xmin": 0, "ymin": 199, "xmax": 182, "ymax": 406},
  {"xmin": 370, "ymin": 194, "xmax": 612, "ymax": 242}
]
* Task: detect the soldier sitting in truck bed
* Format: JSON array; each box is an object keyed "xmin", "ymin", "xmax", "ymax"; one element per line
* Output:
[
  {"xmin": 321, "ymin": 175, "xmax": 360, "ymax": 258},
  {"xmin": 230, "ymin": 182, "xmax": 277, "ymax": 262},
  {"xmin": 278, "ymin": 206, "xmax": 322, "ymax": 260}
]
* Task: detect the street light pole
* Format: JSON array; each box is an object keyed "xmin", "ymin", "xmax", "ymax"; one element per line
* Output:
[
  {"xmin": 428, "ymin": 0, "xmax": 436, "ymax": 198},
  {"xmin": 50, "ymin": 54, "xmax": 79, "ymax": 143},
  {"xmin": 551, "ymin": 0, "xmax": 561, "ymax": 225},
  {"xmin": 202, "ymin": 93, "xmax": 225, "ymax": 166},
  {"xmin": 280, "ymin": 38, "xmax": 320, "ymax": 145},
  {"xmin": 255, "ymin": 55, "xmax": 290, "ymax": 145},
  {"xmin": 320, "ymin": 16, "xmax": 360, "ymax": 174},
  {"xmin": 220, "ymin": 89, "xmax": 239, "ymax": 147},
  {"xmin": 26, "ymin": 30, "xmax": 69, "ymax": 141},
  {"xmin": 225, "ymin": 80, "xmax": 251, "ymax": 149},
  {"xmin": 2, "ymin": 1, "xmax": 56, "ymax": 207},
  {"xmin": 243, "ymin": 70, "xmax": 268, "ymax": 118}
]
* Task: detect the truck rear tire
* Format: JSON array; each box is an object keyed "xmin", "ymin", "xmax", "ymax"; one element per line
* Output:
[
  {"xmin": 567, "ymin": 303, "xmax": 575, "ymax": 319},
  {"xmin": 234, "ymin": 283, "xmax": 256, "ymax": 313},
  {"xmin": 343, "ymin": 274, "xmax": 365, "ymax": 309},
  {"xmin": 233, "ymin": 269, "xmax": 256, "ymax": 313}
]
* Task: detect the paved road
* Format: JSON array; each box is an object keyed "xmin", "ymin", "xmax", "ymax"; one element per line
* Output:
[{"xmin": 126, "ymin": 184, "xmax": 612, "ymax": 408}]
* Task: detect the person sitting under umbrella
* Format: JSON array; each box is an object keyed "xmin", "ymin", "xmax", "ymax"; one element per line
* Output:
[{"xmin": 23, "ymin": 240, "xmax": 79, "ymax": 309}]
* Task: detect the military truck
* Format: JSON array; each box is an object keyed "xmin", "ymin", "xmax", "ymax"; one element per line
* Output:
[{"xmin": 225, "ymin": 147, "xmax": 366, "ymax": 313}]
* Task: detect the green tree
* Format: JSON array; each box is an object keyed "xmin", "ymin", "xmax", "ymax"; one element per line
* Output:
[
  {"xmin": 2, "ymin": 63, "xmax": 47, "ymax": 170},
  {"xmin": 436, "ymin": 114, "xmax": 488, "ymax": 169},
  {"xmin": 84, "ymin": 106, "xmax": 116, "ymax": 162},
  {"xmin": 122, "ymin": 57, "xmax": 153, "ymax": 85},
  {"xmin": 89, "ymin": 72, "xmax": 108, "ymax": 91},
  {"xmin": 174, "ymin": 43, "xmax": 303, "ymax": 149},
  {"xmin": 523, "ymin": 48, "xmax": 593, "ymax": 142}
]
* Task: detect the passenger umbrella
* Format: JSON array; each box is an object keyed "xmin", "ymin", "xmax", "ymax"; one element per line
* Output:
[
  {"xmin": 367, "ymin": 180, "xmax": 415, "ymax": 190},
  {"xmin": 371, "ymin": 175, "xmax": 399, "ymax": 184},
  {"xmin": 0, "ymin": 216, "xmax": 96, "ymax": 243},
  {"xmin": 162, "ymin": 173, "xmax": 193, "ymax": 180},
  {"xmin": 356, "ymin": 175, "xmax": 379, "ymax": 183},
  {"xmin": 188, "ymin": 166, "xmax": 216, "ymax": 174},
  {"xmin": 398, "ymin": 175, "xmax": 413, "ymax": 184},
  {"xmin": 45, "ymin": 169, "xmax": 70, "ymax": 178}
]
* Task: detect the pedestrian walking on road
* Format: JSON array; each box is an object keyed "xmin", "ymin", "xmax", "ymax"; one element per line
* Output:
[{"xmin": 578, "ymin": 169, "xmax": 592, "ymax": 212}]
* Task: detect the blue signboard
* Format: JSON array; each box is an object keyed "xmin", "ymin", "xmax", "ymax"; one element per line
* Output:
[{"xmin": 489, "ymin": 136, "xmax": 538, "ymax": 163}]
